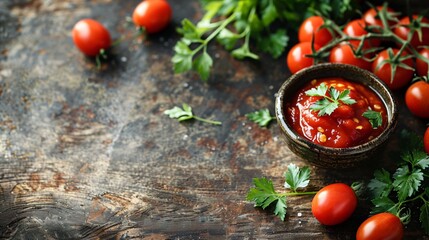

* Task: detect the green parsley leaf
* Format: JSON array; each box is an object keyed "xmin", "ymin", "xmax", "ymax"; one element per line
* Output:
[
  {"xmin": 256, "ymin": 29, "xmax": 289, "ymax": 58},
  {"xmin": 245, "ymin": 109, "xmax": 276, "ymax": 127},
  {"xmin": 362, "ymin": 110, "xmax": 383, "ymax": 129},
  {"xmin": 392, "ymin": 166, "xmax": 423, "ymax": 201},
  {"xmin": 401, "ymin": 149, "xmax": 429, "ymax": 169},
  {"xmin": 305, "ymin": 83, "xmax": 356, "ymax": 116},
  {"xmin": 164, "ymin": 103, "xmax": 222, "ymax": 125},
  {"xmin": 368, "ymin": 169, "xmax": 393, "ymax": 198},
  {"xmin": 370, "ymin": 196, "xmax": 398, "ymax": 215},
  {"xmin": 246, "ymin": 177, "xmax": 287, "ymax": 221},
  {"xmin": 420, "ymin": 201, "xmax": 429, "ymax": 234},
  {"xmin": 284, "ymin": 164, "xmax": 310, "ymax": 192},
  {"xmin": 193, "ymin": 52, "xmax": 213, "ymax": 82}
]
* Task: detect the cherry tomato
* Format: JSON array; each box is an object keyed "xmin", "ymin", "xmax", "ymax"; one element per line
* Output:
[
  {"xmin": 343, "ymin": 19, "xmax": 380, "ymax": 48},
  {"xmin": 329, "ymin": 44, "xmax": 371, "ymax": 71},
  {"xmin": 416, "ymin": 48, "xmax": 429, "ymax": 77},
  {"xmin": 298, "ymin": 16, "xmax": 334, "ymax": 47},
  {"xmin": 132, "ymin": 0, "xmax": 172, "ymax": 34},
  {"xmin": 394, "ymin": 15, "xmax": 429, "ymax": 48},
  {"xmin": 311, "ymin": 183, "xmax": 357, "ymax": 226},
  {"xmin": 362, "ymin": 6, "xmax": 395, "ymax": 29},
  {"xmin": 72, "ymin": 19, "xmax": 111, "ymax": 57},
  {"xmin": 372, "ymin": 48, "xmax": 414, "ymax": 90},
  {"xmin": 356, "ymin": 212, "xmax": 403, "ymax": 240},
  {"xmin": 405, "ymin": 81, "xmax": 429, "ymax": 119},
  {"xmin": 287, "ymin": 42, "xmax": 320, "ymax": 74},
  {"xmin": 424, "ymin": 127, "xmax": 429, "ymax": 154}
]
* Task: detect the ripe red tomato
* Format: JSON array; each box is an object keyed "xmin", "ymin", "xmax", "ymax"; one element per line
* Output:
[
  {"xmin": 329, "ymin": 44, "xmax": 371, "ymax": 71},
  {"xmin": 356, "ymin": 212, "xmax": 403, "ymax": 240},
  {"xmin": 416, "ymin": 48, "xmax": 429, "ymax": 77},
  {"xmin": 394, "ymin": 15, "xmax": 429, "ymax": 48},
  {"xmin": 72, "ymin": 19, "xmax": 111, "ymax": 57},
  {"xmin": 311, "ymin": 183, "xmax": 357, "ymax": 226},
  {"xmin": 132, "ymin": 0, "xmax": 172, "ymax": 34},
  {"xmin": 298, "ymin": 16, "xmax": 334, "ymax": 47},
  {"xmin": 287, "ymin": 42, "xmax": 320, "ymax": 74},
  {"xmin": 362, "ymin": 6, "xmax": 395, "ymax": 29},
  {"xmin": 424, "ymin": 127, "xmax": 429, "ymax": 154},
  {"xmin": 372, "ymin": 48, "xmax": 414, "ymax": 90},
  {"xmin": 405, "ymin": 81, "xmax": 429, "ymax": 118},
  {"xmin": 343, "ymin": 19, "xmax": 380, "ymax": 48}
]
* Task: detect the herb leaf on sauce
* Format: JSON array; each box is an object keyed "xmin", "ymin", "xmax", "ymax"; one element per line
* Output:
[
  {"xmin": 363, "ymin": 110, "xmax": 383, "ymax": 129},
  {"xmin": 305, "ymin": 83, "xmax": 357, "ymax": 116}
]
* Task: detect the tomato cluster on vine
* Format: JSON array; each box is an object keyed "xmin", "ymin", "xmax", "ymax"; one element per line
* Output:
[{"xmin": 286, "ymin": 4, "xmax": 429, "ymax": 121}]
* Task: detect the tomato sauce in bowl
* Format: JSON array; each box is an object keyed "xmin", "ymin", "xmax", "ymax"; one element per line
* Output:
[{"xmin": 286, "ymin": 78, "xmax": 387, "ymax": 148}]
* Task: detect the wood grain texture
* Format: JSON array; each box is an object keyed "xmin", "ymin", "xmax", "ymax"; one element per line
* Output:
[{"xmin": 0, "ymin": 0, "xmax": 428, "ymax": 239}]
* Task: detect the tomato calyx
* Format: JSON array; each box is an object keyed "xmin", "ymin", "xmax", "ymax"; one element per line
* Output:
[{"xmin": 373, "ymin": 47, "xmax": 414, "ymax": 84}]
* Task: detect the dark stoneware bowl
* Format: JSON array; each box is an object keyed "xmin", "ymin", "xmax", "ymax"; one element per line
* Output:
[{"xmin": 275, "ymin": 63, "xmax": 398, "ymax": 168}]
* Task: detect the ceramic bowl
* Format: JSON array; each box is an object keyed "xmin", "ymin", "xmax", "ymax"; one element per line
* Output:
[{"xmin": 275, "ymin": 63, "xmax": 398, "ymax": 168}]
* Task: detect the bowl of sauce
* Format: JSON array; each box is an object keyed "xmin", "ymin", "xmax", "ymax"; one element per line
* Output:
[{"xmin": 275, "ymin": 63, "xmax": 398, "ymax": 168}]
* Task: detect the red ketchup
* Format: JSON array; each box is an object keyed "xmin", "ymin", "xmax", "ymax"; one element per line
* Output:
[{"xmin": 286, "ymin": 78, "xmax": 387, "ymax": 148}]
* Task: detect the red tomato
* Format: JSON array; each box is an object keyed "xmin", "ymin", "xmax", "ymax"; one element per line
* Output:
[
  {"xmin": 311, "ymin": 183, "xmax": 357, "ymax": 225},
  {"xmin": 405, "ymin": 81, "xmax": 429, "ymax": 118},
  {"xmin": 356, "ymin": 213, "xmax": 403, "ymax": 240},
  {"xmin": 287, "ymin": 42, "xmax": 320, "ymax": 74},
  {"xmin": 416, "ymin": 48, "xmax": 429, "ymax": 77},
  {"xmin": 329, "ymin": 44, "xmax": 371, "ymax": 71},
  {"xmin": 424, "ymin": 127, "xmax": 429, "ymax": 154},
  {"xmin": 372, "ymin": 48, "xmax": 414, "ymax": 90},
  {"xmin": 362, "ymin": 6, "xmax": 395, "ymax": 29},
  {"xmin": 343, "ymin": 19, "xmax": 380, "ymax": 48},
  {"xmin": 72, "ymin": 19, "xmax": 111, "ymax": 57},
  {"xmin": 394, "ymin": 15, "xmax": 429, "ymax": 48},
  {"xmin": 132, "ymin": 0, "xmax": 172, "ymax": 34},
  {"xmin": 298, "ymin": 16, "xmax": 334, "ymax": 47}
]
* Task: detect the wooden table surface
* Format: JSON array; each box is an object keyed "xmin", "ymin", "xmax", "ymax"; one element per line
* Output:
[{"xmin": 0, "ymin": 0, "xmax": 427, "ymax": 239}]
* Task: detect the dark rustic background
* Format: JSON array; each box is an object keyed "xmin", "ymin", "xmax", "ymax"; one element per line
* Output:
[{"xmin": 0, "ymin": 0, "xmax": 427, "ymax": 239}]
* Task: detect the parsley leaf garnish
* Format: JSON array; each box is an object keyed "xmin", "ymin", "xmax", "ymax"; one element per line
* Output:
[
  {"xmin": 164, "ymin": 103, "xmax": 222, "ymax": 125},
  {"xmin": 363, "ymin": 110, "xmax": 383, "ymax": 129},
  {"xmin": 246, "ymin": 163, "xmax": 316, "ymax": 221},
  {"xmin": 305, "ymin": 83, "xmax": 356, "ymax": 116},
  {"xmin": 245, "ymin": 109, "xmax": 276, "ymax": 127},
  {"xmin": 368, "ymin": 130, "xmax": 429, "ymax": 233}
]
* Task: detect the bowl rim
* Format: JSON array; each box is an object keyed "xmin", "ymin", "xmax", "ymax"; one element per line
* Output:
[{"xmin": 275, "ymin": 63, "xmax": 398, "ymax": 154}]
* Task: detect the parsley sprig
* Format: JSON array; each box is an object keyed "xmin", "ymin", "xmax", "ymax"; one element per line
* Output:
[
  {"xmin": 164, "ymin": 103, "xmax": 222, "ymax": 125},
  {"xmin": 305, "ymin": 83, "xmax": 356, "ymax": 116},
  {"xmin": 246, "ymin": 164, "xmax": 316, "ymax": 221},
  {"xmin": 173, "ymin": 0, "xmax": 355, "ymax": 81},
  {"xmin": 368, "ymin": 130, "xmax": 429, "ymax": 233},
  {"xmin": 362, "ymin": 110, "xmax": 383, "ymax": 129},
  {"xmin": 246, "ymin": 109, "xmax": 276, "ymax": 127}
]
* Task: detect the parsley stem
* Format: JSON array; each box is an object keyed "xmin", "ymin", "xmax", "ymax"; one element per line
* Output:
[
  {"xmin": 279, "ymin": 191, "xmax": 318, "ymax": 197},
  {"xmin": 193, "ymin": 116, "xmax": 222, "ymax": 125}
]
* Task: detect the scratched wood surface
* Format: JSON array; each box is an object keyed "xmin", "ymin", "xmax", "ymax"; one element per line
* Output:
[{"xmin": 0, "ymin": 0, "xmax": 428, "ymax": 239}]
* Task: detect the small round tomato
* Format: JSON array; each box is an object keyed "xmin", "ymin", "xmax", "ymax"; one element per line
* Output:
[
  {"xmin": 298, "ymin": 16, "xmax": 334, "ymax": 47},
  {"xmin": 287, "ymin": 42, "xmax": 320, "ymax": 74},
  {"xmin": 372, "ymin": 48, "xmax": 414, "ymax": 90},
  {"xmin": 394, "ymin": 15, "xmax": 429, "ymax": 48},
  {"xmin": 132, "ymin": 0, "xmax": 172, "ymax": 34},
  {"xmin": 311, "ymin": 183, "xmax": 357, "ymax": 226},
  {"xmin": 362, "ymin": 6, "xmax": 395, "ymax": 29},
  {"xmin": 424, "ymin": 127, "xmax": 429, "ymax": 154},
  {"xmin": 72, "ymin": 19, "xmax": 111, "ymax": 57},
  {"xmin": 343, "ymin": 19, "xmax": 380, "ymax": 48},
  {"xmin": 405, "ymin": 81, "xmax": 429, "ymax": 118},
  {"xmin": 329, "ymin": 44, "xmax": 371, "ymax": 71},
  {"xmin": 356, "ymin": 212, "xmax": 403, "ymax": 240},
  {"xmin": 416, "ymin": 48, "xmax": 429, "ymax": 77}
]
